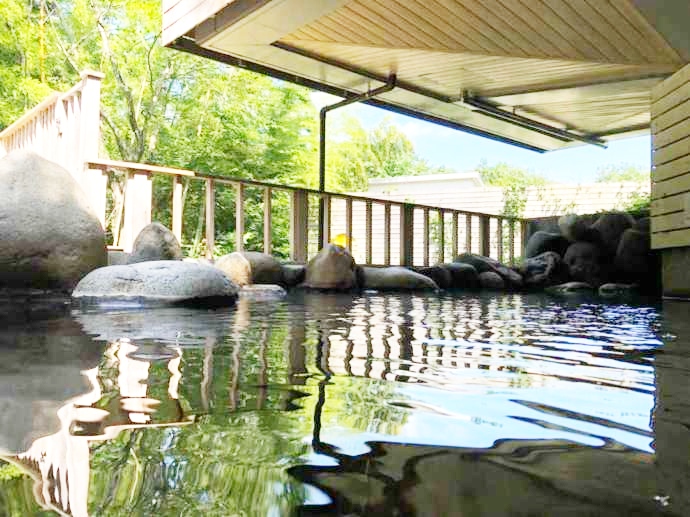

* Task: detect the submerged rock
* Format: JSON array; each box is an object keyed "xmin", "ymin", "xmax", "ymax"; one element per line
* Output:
[
  {"xmin": 127, "ymin": 222, "xmax": 182, "ymax": 264},
  {"xmin": 598, "ymin": 283, "xmax": 638, "ymax": 299},
  {"xmin": 545, "ymin": 282, "xmax": 595, "ymax": 296},
  {"xmin": 0, "ymin": 150, "xmax": 106, "ymax": 289},
  {"xmin": 361, "ymin": 266, "xmax": 438, "ymax": 290},
  {"xmin": 239, "ymin": 284, "xmax": 287, "ymax": 300},
  {"xmin": 72, "ymin": 260, "xmax": 239, "ymax": 306},
  {"xmin": 303, "ymin": 244, "xmax": 357, "ymax": 290}
]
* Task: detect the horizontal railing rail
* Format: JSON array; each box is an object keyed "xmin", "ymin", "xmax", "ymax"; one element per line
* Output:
[{"xmin": 87, "ymin": 159, "xmax": 529, "ymax": 266}]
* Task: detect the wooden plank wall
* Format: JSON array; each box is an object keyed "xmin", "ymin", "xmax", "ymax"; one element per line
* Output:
[{"xmin": 651, "ymin": 64, "xmax": 690, "ymax": 249}]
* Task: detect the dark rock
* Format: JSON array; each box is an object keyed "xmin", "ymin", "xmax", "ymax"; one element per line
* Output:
[
  {"xmin": 241, "ymin": 251, "xmax": 284, "ymax": 285},
  {"xmin": 478, "ymin": 271, "xmax": 505, "ymax": 289},
  {"xmin": 559, "ymin": 214, "xmax": 588, "ymax": 242},
  {"xmin": 455, "ymin": 253, "xmax": 521, "ymax": 288},
  {"xmin": 108, "ymin": 249, "xmax": 129, "ymax": 266},
  {"xmin": 591, "ymin": 212, "xmax": 635, "ymax": 256},
  {"xmin": 303, "ymin": 244, "xmax": 357, "ymax": 290},
  {"xmin": 281, "ymin": 264, "xmax": 306, "ymax": 287},
  {"xmin": 0, "ymin": 150, "xmax": 106, "ymax": 289},
  {"xmin": 127, "ymin": 222, "xmax": 182, "ymax": 264},
  {"xmin": 72, "ymin": 260, "xmax": 239, "ymax": 306},
  {"xmin": 361, "ymin": 266, "xmax": 438, "ymax": 290},
  {"xmin": 440, "ymin": 262, "xmax": 479, "ymax": 288},
  {"xmin": 599, "ymin": 283, "xmax": 638, "ymax": 299},
  {"xmin": 615, "ymin": 229, "xmax": 651, "ymax": 281},
  {"xmin": 519, "ymin": 251, "xmax": 568, "ymax": 288},
  {"xmin": 634, "ymin": 217, "xmax": 651, "ymax": 234},
  {"xmin": 545, "ymin": 281, "xmax": 595, "ymax": 296},
  {"xmin": 524, "ymin": 231, "xmax": 570, "ymax": 259},
  {"xmin": 455, "ymin": 252, "xmax": 493, "ymax": 273},
  {"xmin": 417, "ymin": 266, "xmax": 452, "ymax": 289},
  {"xmin": 563, "ymin": 241, "xmax": 607, "ymax": 287}
]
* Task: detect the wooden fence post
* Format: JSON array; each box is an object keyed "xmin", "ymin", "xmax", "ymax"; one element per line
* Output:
[
  {"xmin": 172, "ymin": 175, "xmax": 183, "ymax": 243},
  {"xmin": 400, "ymin": 203, "xmax": 414, "ymax": 266},
  {"xmin": 235, "ymin": 182, "xmax": 245, "ymax": 252},
  {"xmin": 122, "ymin": 172, "xmax": 152, "ymax": 252},
  {"xmin": 291, "ymin": 189, "xmax": 309, "ymax": 263},
  {"xmin": 263, "ymin": 187, "xmax": 272, "ymax": 254},
  {"xmin": 205, "ymin": 179, "xmax": 215, "ymax": 260},
  {"xmin": 78, "ymin": 70, "xmax": 107, "ymax": 228},
  {"xmin": 480, "ymin": 215, "xmax": 491, "ymax": 257}
]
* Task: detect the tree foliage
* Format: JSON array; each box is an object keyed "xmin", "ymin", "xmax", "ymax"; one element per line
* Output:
[
  {"xmin": 476, "ymin": 161, "xmax": 547, "ymax": 218},
  {"xmin": 595, "ymin": 163, "xmax": 649, "ymax": 183}
]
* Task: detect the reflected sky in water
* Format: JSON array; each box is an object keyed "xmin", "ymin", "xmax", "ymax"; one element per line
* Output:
[{"xmin": 0, "ymin": 291, "xmax": 687, "ymax": 516}]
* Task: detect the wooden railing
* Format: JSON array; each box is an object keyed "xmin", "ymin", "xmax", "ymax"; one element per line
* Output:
[
  {"xmin": 0, "ymin": 71, "xmax": 107, "ymax": 227},
  {"xmin": 87, "ymin": 159, "xmax": 529, "ymax": 265}
]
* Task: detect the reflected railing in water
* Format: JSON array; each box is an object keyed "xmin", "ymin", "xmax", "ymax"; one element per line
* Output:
[{"xmin": 0, "ymin": 292, "xmax": 685, "ymax": 515}]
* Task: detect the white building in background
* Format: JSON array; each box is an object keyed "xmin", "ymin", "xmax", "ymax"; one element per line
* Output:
[
  {"xmin": 327, "ymin": 172, "xmax": 649, "ymax": 266},
  {"xmin": 363, "ymin": 173, "xmax": 649, "ymax": 218}
]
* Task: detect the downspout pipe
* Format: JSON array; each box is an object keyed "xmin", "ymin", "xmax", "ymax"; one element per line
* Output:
[
  {"xmin": 317, "ymin": 75, "xmax": 396, "ymax": 247},
  {"xmin": 319, "ymin": 75, "xmax": 397, "ymax": 191}
]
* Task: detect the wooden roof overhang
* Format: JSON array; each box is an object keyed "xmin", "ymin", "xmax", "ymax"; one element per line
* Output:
[{"xmin": 162, "ymin": 0, "xmax": 690, "ymax": 152}]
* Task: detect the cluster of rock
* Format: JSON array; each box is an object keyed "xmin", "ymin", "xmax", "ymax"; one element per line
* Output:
[
  {"xmin": 0, "ymin": 151, "xmax": 657, "ymax": 305},
  {"xmin": 522, "ymin": 211, "xmax": 658, "ymax": 296}
]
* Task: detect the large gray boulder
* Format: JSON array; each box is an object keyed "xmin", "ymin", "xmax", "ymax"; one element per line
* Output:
[
  {"xmin": 524, "ymin": 231, "xmax": 570, "ymax": 259},
  {"xmin": 303, "ymin": 244, "xmax": 357, "ymax": 290},
  {"xmin": 215, "ymin": 251, "xmax": 284, "ymax": 286},
  {"xmin": 545, "ymin": 281, "xmax": 595, "ymax": 296},
  {"xmin": 72, "ymin": 260, "xmax": 238, "ymax": 306},
  {"xmin": 519, "ymin": 251, "xmax": 568, "ymax": 289},
  {"xmin": 0, "ymin": 150, "xmax": 106, "ymax": 289},
  {"xmin": 361, "ymin": 266, "xmax": 438, "ymax": 290},
  {"xmin": 127, "ymin": 222, "xmax": 182, "ymax": 264},
  {"xmin": 563, "ymin": 241, "xmax": 606, "ymax": 287},
  {"xmin": 591, "ymin": 212, "xmax": 635, "ymax": 256}
]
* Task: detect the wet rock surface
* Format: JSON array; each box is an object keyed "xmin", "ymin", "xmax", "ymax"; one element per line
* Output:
[
  {"xmin": 127, "ymin": 222, "xmax": 182, "ymax": 264},
  {"xmin": 361, "ymin": 266, "xmax": 439, "ymax": 290},
  {"xmin": 72, "ymin": 260, "xmax": 239, "ymax": 306}
]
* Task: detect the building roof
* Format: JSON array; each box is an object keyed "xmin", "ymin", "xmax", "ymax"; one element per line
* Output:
[{"xmin": 162, "ymin": 0, "xmax": 690, "ymax": 153}]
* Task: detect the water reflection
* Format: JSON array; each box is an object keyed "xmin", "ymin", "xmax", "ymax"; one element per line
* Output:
[{"xmin": 0, "ymin": 292, "xmax": 687, "ymax": 515}]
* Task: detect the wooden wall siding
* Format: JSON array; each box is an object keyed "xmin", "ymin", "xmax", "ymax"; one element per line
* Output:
[
  {"xmin": 286, "ymin": 0, "xmax": 682, "ymax": 65},
  {"xmin": 651, "ymin": 63, "xmax": 690, "ymax": 249}
]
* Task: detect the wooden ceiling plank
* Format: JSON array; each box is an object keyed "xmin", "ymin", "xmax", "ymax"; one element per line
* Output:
[
  {"xmin": 568, "ymin": 0, "xmax": 646, "ymax": 64},
  {"xmin": 328, "ymin": 8, "xmax": 404, "ymax": 47},
  {"xmin": 423, "ymin": 0, "xmax": 525, "ymax": 57},
  {"xmin": 478, "ymin": 0, "xmax": 564, "ymax": 59},
  {"xmin": 612, "ymin": 0, "xmax": 682, "ymax": 64},
  {"xmin": 531, "ymin": 0, "xmax": 609, "ymax": 62},
  {"xmin": 364, "ymin": 0, "xmax": 460, "ymax": 50},
  {"xmin": 586, "ymin": 0, "xmax": 662, "ymax": 64},
  {"xmin": 494, "ymin": 0, "xmax": 587, "ymax": 60},
  {"xmin": 547, "ymin": 0, "xmax": 633, "ymax": 64}
]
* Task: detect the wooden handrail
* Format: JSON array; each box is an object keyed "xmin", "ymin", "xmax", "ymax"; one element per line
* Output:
[
  {"xmin": 0, "ymin": 93, "xmax": 60, "ymax": 139},
  {"xmin": 86, "ymin": 158, "xmax": 528, "ymax": 223}
]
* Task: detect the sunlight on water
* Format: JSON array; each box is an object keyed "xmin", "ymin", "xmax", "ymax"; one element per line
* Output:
[{"xmin": 0, "ymin": 292, "xmax": 688, "ymax": 516}]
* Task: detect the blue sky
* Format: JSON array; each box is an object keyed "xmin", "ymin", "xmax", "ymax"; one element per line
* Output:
[{"xmin": 313, "ymin": 92, "xmax": 651, "ymax": 184}]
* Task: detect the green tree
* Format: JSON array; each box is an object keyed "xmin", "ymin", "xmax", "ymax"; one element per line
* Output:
[
  {"xmin": 476, "ymin": 161, "xmax": 547, "ymax": 218},
  {"xmin": 595, "ymin": 163, "xmax": 650, "ymax": 183}
]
